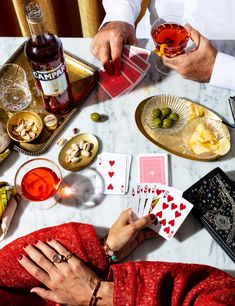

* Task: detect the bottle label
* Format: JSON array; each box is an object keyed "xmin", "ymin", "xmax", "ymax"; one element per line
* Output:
[{"xmin": 33, "ymin": 64, "xmax": 68, "ymax": 96}]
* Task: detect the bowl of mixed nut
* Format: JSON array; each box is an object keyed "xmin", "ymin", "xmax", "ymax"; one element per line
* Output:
[
  {"xmin": 58, "ymin": 133, "xmax": 99, "ymax": 171},
  {"xmin": 7, "ymin": 111, "xmax": 43, "ymax": 142}
]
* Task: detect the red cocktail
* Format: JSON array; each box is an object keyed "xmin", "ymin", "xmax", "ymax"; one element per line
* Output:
[
  {"xmin": 152, "ymin": 22, "xmax": 189, "ymax": 57},
  {"xmin": 15, "ymin": 158, "xmax": 62, "ymax": 208}
]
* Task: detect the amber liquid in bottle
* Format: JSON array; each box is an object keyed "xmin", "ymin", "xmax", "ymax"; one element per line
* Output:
[{"xmin": 24, "ymin": 2, "xmax": 74, "ymax": 114}]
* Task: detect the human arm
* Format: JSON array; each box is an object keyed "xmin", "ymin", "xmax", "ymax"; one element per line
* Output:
[
  {"xmin": 91, "ymin": 1, "xmax": 142, "ymax": 74},
  {"xmin": 108, "ymin": 261, "xmax": 235, "ymax": 305},
  {"xmin": 16, "ymin": 210, "xmax": 157, "ymax": 305}
]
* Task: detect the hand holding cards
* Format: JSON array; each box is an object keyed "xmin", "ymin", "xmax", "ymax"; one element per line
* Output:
[
  {"xmin": 130, "ymin": 184, "xmax": 193, "ymax": 240},
  {"xmin": 99, "ymin": 45, "xmax": 151, "ymax": 99}
]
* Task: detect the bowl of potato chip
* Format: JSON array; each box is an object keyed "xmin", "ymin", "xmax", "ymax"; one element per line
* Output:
[{"xmin": 182, "ymin": 118, "xmax": 231, "ymax": 159}]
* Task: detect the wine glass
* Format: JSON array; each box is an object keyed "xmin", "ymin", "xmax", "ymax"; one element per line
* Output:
[
  {"xmin": 14, "ymin": 158, "xmax": 62, "ymax": 209},
  {"xmin": 151, "ymin": 15, "xmax": 190, "ymax": 75}
]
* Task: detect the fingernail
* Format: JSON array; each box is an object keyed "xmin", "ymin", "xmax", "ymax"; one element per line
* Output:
[
  {"xmin": 149, "ymin": 214, "xmax": 157, "ymax": 222},
  {"xmin": 34, "ymin": 240, "xmax": 40, "ymax": 245},
  {"xmin": 23, "ymin": 243, "xmax": 29, "ymax": 249},
  {"xmin": 18, "ymin": 254, "xmax": 23, "ymax": 260}
]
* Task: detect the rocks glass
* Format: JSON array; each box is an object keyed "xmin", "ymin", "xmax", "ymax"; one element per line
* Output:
[{"xmin": 0, "ymin": 64, "xmax": 32, "ymax": 111}]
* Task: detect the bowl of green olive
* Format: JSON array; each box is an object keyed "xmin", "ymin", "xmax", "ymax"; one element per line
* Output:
[{"xmin": 142, "ymin": 94, "xmax": 189, "ymax": 135}]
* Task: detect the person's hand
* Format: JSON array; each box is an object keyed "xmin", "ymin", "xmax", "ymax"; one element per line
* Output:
[
  {"xmin": 105, "ymin": 208, "xmax": 158, "ymax": 261},
  {"xmin": 91, "ymin": 21, "xmax": 136, "ymax": 75},
  {"xmin": 162, "ymin": 25, "xmax": 218, "ymax": 82},
  {"xmin": 18, "ymin": 239, "xmax": 113, "ymax": 306}
]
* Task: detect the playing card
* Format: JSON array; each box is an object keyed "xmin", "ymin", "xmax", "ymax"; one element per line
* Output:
[
  {"xmin": 126, "ymin": 154, "xmax": 132, "ymax": 192},
  {"xmin": 123, "ymin": 45, "xmax": 151, "ymax": 62},
  {"xmin": 150, "ymin": 192, "xmax": 193, "ymax": 240},
  {"xmin": 130, "ymin": 184, "xmax": 142, "ymax": 217},
  {"xmin": 137, "ymin": 154, "xmax": 168, "ymax": 185},
  {"xmin": 99, "ymin": 67, "xmax": 132, "ymax": 99},
  {"xmin": 122, "ymin": 52, "xmax": 150, "ymax": 73},
  {"xmin": 121, "ymin": 58, "xmax": 145, "ymax": 84},
  {"xmin": 95, "ymin": 153, "xmax": 127, "ymax": 194}
]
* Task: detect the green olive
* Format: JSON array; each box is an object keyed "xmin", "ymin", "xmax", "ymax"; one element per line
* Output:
[
  {"xmin": 153, "ymin": 117, "xmax": 163, "ymax": 128},
  {"xmin": 90, "ymin": 112, "xmax": 102, "ymax": 122},
  {"xmin": 161, "ymin": 107, "xmax": 172, "ymax": 117},
  {"xmin": 152, "ymin": 108, "xmax": 162, "ymax": 118},
  {"xmin": 162, "ymin": 118, "xmax": 174, "ymax": 128},
  {"xmin": 169, "ymin": 112, "xmax": 179, "ymax": 121}
]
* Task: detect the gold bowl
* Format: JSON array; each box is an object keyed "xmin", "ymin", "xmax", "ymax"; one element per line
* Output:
[
  {"xmin": 7, "ymin": 111, "xmax": 43, "ymax": 143},
  {"xmin": 142, "ymin": 94, "xmax": 190, "ymax": 135}
]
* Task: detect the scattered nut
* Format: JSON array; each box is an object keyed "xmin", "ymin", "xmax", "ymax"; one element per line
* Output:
[
  {"xmin": 73, "ymin": 128, "xmax": 79, "ymax": 134},
  {"xmin": 57, "ymin": 138, "xmax": 66, "ymax": 146},
  {"xmin": 83, "ymin": 142, "xmax": 91, "ymax": 151}
]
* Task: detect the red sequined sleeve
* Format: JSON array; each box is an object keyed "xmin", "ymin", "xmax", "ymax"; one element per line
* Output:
[{"xmin": 108, "ymin": 261, "xmax": 235, "ymax": 306}]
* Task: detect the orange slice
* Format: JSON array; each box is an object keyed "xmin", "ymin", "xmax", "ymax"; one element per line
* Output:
[{"xmin": 154, "ymin": 44, "xmax": 167, "ymax": 57}]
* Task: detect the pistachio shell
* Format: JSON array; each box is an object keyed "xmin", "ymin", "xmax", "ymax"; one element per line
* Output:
[
  {"xmin": 71, "ymin": 156, "xmax": 81, "ymax": 163},
  {"xmin": 81, "ymin": 150, "xmax": 91, "ymax": 157},
  {"xmin": 71, "ymin": 143, "xmax": 79, "ymax": 151},
  {"xmin": 79, "ymin": 140, "xmax": 84, "ymax": 149},
  {"xmin": 83, "ymin": 142, "xmax": 91, "ymax": 151}
]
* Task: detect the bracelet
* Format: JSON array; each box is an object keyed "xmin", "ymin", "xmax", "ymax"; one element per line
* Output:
[
  {"xmin": 88, "ymin": 279, "xmax": 102, "ymax": 306},
  {"xmin": 103, "ymin": 238, "xmax": 118, "ymax": 263}
]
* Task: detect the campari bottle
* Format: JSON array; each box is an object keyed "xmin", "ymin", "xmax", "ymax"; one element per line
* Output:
[{"xmin": 24, "ymin": 2, "xmax": 74, "ymax": 115}]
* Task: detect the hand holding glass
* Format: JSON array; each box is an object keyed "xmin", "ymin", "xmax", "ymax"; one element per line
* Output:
[{"xmin": 151, "ymin": 15, "xmax": 190, "ymax": 74}]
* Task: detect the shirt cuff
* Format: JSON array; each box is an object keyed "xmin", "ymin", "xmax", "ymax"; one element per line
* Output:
[
  {"xmin": 210, "ymin": 52, "xmax": 235, "ymax": 90},
  {"xmin": 101, "ymin": 1, "xmax": 141, "ymax": 28}
]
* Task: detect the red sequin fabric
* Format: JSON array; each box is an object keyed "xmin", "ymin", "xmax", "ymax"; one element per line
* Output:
[{"xmin": 0, "ymin": 222, "xmax": 234, "ymax": 305}]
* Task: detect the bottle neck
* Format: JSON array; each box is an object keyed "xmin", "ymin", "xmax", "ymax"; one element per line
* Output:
[{"xmin": 27, "ymin": 18, "xmax": 48, "ymax": 40}]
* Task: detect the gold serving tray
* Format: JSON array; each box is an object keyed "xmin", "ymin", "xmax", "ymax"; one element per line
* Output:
[
  {"xmin": 0, "ymin": 40, "xmax": 99, "ymax": 156},
  {"xmin": 135, "ymin": 95, "xmax": 231, "ymax": 161}
]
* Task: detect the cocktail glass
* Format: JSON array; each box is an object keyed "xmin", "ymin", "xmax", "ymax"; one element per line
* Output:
[
  {"xmin": 0, "ymin": 64, "xmax": 32, "ymax": 111},
  {"xmin": 151, "ymin": 15, "xmax": 190, "ymax": 75},
  {"xmin": 14, "ymin": 158, "xmax": 62, "ymax": 209}
]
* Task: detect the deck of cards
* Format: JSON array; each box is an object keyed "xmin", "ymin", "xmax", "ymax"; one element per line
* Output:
[
  {"xmin": 130, "ymin": 184, "xmax": 193, "ymax": 240},
  {"xmin": 95, "ymin": 152, "xmax": 132, "ymax": 194},
  {"xmin": 99, "ymin": 45, "xmax": 151, "ymax": 99}
]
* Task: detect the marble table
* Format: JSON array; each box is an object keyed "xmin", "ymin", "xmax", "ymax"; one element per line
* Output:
[{"xmin": 0, "ymin": 37, "xmax": 234, "ymax": 276}]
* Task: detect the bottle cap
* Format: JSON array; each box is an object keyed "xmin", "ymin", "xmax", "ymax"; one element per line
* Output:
[{"xmin": 25, "ymin": 2, "xmax": 43, "ymax": 22}]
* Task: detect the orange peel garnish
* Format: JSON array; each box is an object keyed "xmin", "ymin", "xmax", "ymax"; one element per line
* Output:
[{"xmin": 154, "ymin": 44, "xmax": 167, "ymax": 57}]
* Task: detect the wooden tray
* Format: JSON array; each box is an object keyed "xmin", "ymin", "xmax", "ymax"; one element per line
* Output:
[
  {"xmin": 0, "ymin": 40, "xmax": 99, "ymax": 155},
  {"xmin": 135, "ymin": 95, "xmax": 231, "ymax": 161}
]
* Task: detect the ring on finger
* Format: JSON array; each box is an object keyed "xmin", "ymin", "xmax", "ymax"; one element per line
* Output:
[{"xmin": 52, "ymin": 253, "xmax": 73, "ymax": 264}]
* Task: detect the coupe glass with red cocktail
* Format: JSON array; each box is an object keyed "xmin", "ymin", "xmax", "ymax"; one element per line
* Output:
[
  {"xmin": 151, "ymin": 15, "xmax": 190, "ymax": 74},
  {"xmin": 15, "ymin": 158, "xmax": 62, "ymax": 209}
]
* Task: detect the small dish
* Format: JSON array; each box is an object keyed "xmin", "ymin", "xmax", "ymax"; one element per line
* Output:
[
  {"xmin": 142, "ymin": 94, "xmax": 190, "ymax": 135},
  {"xmin": 58, "ymin": 133, "xmax": 99, "ymax": 171},
  {"xmin": 182, "ymin": 117, "xmax": 231, "ymax": 160},
  {"xmin": 7, "ymin": 111, "xmax": 43, "ymax": 143}
]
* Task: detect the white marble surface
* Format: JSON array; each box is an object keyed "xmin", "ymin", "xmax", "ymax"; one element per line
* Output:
[{"xmin": 0, "ymin": 38, "xmax": 234, "ymax": 276}]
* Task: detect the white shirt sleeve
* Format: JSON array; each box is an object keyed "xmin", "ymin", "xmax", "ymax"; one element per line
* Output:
[
  {"xmin": 102, "ymin": 0, "xmax": 142, "ymax": 27},
  {"xmin": 210, "ymin": 52, "xmax": 235, "ymax": 90}
]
